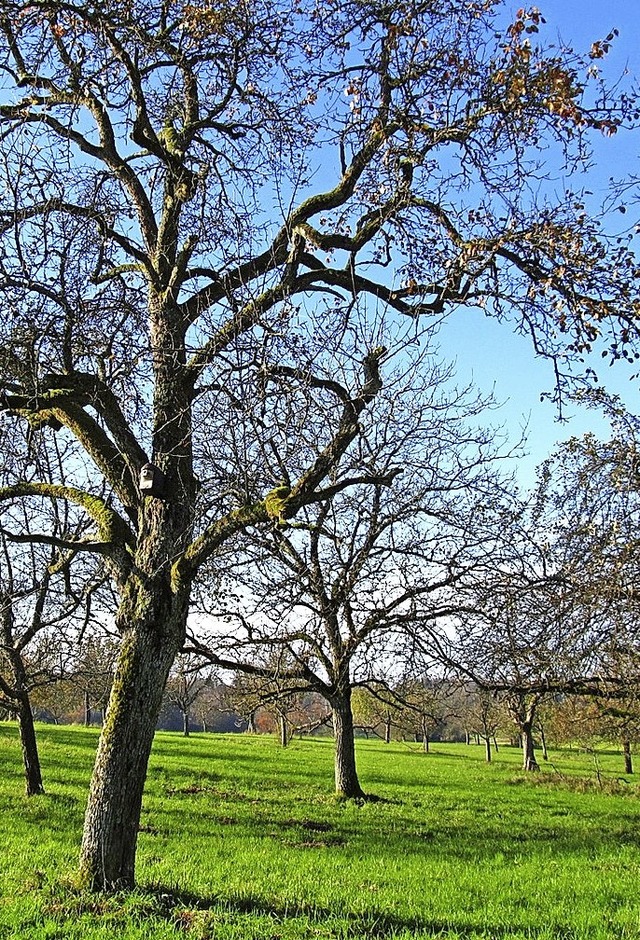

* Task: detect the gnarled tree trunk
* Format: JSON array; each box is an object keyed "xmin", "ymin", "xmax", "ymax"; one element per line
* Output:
[{"xmin": 79, "ymin": 565, "xmax": 189, "ymax": 890}]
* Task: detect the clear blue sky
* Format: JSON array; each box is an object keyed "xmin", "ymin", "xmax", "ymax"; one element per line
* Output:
[{"xmin": 439, "ymin": 0, "xmax": 640, "ymax": 492}]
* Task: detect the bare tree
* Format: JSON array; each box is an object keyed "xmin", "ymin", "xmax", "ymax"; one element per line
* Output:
[
  {"xmin": 455, "ymin": 684, "xmax": 504, "ymax": 763},
  {"xmin": 192, "ymin": 369, "xmax": 523, "ymax": 796},
  {"xmin": 163, "ymin": 654, "xmax": 216, "ymax": 736},
  {"xmin": 0, "ymin": 425, "xmax": 106, "ymax": 792},
  {"xmin": 0, "ymin": 0, "xmax": 637, "ymax": 888},
  {"xmin": 73, "ymin": 634, "xmax": 120, "ymax": 726}
]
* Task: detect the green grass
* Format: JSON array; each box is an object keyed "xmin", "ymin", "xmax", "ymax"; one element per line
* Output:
[{"xmin": 1, "ymin": 725, "xmax": 640, "ymax": 939}]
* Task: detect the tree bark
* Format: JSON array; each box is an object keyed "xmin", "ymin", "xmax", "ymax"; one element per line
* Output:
[
  {"xmin": 84, "ymin": 689, "xmax": 91, "ymax": 727},
  {"xmin": 484, "ymin": 736, "xmax": 492, "ymax": 763},
  {"xmin": 623, "ymin": 739, "xmax": 633, "ymax": 775},
  {"xmin": 384, "ymin": 715, "xmax": 391, "ymax": 744},
  {"xmin": 78, "ymin": 582, "xmax": 187, "ymax": 890},
  {"xmin": 182, "ymin": 709, "xmax": 190, "ymax": 737},
  {"xmin": 332, "ymin": 689, "xmax": 365, "ymax": 798}
]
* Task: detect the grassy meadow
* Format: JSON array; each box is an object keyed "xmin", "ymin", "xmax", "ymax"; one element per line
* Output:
[{"xmin": 1, "ymin": 725, "xmax": 640, "ymax": 939}]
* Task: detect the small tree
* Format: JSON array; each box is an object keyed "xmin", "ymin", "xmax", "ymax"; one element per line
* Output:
[
  {"xmin": 163, "ymin": 656, "xmax": 218, "ymax": 736},
  {"xmin": 0, "ymin": 501, "xmax": 105, "ymax": 792}
]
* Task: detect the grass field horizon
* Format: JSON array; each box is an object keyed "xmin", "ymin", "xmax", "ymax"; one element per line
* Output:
[{"xmin": 1, "ymin": 724, "xmax": 640, "ymax": 939}]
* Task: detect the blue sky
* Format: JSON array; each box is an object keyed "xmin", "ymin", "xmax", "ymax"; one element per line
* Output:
[{"xmin": 438, "ymin": 0, "xmax": 640, "ymax": 491}]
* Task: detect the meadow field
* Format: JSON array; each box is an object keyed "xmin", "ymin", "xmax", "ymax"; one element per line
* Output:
[{"xmin": 1, "ymin": 725, "xmax": 639, "ymax": 939}]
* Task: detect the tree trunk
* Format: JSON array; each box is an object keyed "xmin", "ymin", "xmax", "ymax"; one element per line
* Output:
[
  {"xmin": 484, "ymin": 736, "xmax": 492, "ymax": 763},
  {"xmin": 182, "ymin": 709, "xmax": 190, "ymax": 737},
  {"xmin": 384, "ymin": 715, "xmax": 391, "ymax": 744},
  {"xmin": 522, "ymin": 723, "xmax": 539, "ymax": 771},
  {"xmin": 539, "ymin": 723, "xmax": 548, "ymax": 761},
  {"xmin": 493, "ymin": 736, "xmax": 499, "ymax": 753},
  {"xmin": 332, "ymin": 689, "xmax": 365, "ymax": 799},
  {"xmin": 465, "ymin": 730, "xmax": 470, "ymax": 745},
  {"xmin": 421, "ymin": 718, "xmax": 430, "ymax": 753},
  {"xmin": 5, "ymin": 644, "xmax": 45, "ymax": 796},
  {"xmin": 623, "ymin": 739, "xmax": 633, "ymax": 775},
  {"xmin": 17, "ymin": 692, "xmax": 45, "ymax": 796},
  {"xmin": 84, "ymin": 689, "xmax": 91, "ymax": 727},
  {"xmin": 279, "ymin": 712, "xmax": 289, "ymax": 748},
  {"xmin": 78, "ymin": 595, "xmax": 186, "ymax": 890},
  {"xmin": 247, "ymin": 710, "xmax": 257, "ymax": 734}
]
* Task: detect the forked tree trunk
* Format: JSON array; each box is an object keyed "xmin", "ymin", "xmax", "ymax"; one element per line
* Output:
[
  {"xmin": 17, "ymin": 692, "xmax": 45, "ymax": 796},
  {"xmin": 332, "ymin": 689, "xmax": 365, "ymax": 799},
  {"xmin": 79, "ymin": 601, "xmax": 185, "ymax": 890},
  {"xmin": 623, "ymin": 739, "xmax": 633, "ymax": 775}
]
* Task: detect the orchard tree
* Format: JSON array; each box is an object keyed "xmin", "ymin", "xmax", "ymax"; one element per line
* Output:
[
  {"xmin": 0, "ymin": 0, "xmax": 637, "ymax": 889},
  {"xmin": 442, "ymin": 492, "xmax": 616, "ymax": 771},
  {"xmin": 390, "ymin": 675, "xmax": 454, "ymax": 752},
  {"xmin": 352, "ymin": 684, "xmax": 398, "ymax": 743},
  {"xmin": 163, "ymin": 654, "xmax": 217, "ymax": 735},
  {"xmin": 192, "ymin": 367, "xmax": 525, "ymax": 798},
  {"xmin": 535, "ymin": 395, "xmax": 640, "ymax": 676},
  {"xmin": 0, "ymin": 424, "xmax": 106, "ymax": 792},
  {"xmin": 453, "ymin": 683, "xmax": 504, "ymax": 761}
]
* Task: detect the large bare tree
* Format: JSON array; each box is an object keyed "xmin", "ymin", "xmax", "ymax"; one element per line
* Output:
[{"xmin": 0, "ymin": 0, "xmax": 636, "ymax": 889}]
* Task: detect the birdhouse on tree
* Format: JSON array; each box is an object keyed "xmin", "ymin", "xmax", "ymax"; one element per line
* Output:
[{"xmin": 139, "ymin": 462, "xmax": 166, "ymax": 498}]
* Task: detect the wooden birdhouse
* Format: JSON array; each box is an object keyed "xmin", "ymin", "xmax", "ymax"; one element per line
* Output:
[{"xmin": 139, "ymin": 462, "xmax": 166, "ymax": 498}]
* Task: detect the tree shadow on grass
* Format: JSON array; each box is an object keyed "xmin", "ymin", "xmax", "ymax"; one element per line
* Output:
[{"xmin": 132, "ymin": 884, "xmax": 586, "ymax": 939}]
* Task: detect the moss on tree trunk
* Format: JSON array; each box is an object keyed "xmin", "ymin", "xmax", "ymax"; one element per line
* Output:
[{"xmin": 79, "ymin": 574, "xmax": 187, "ymax": 890}]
